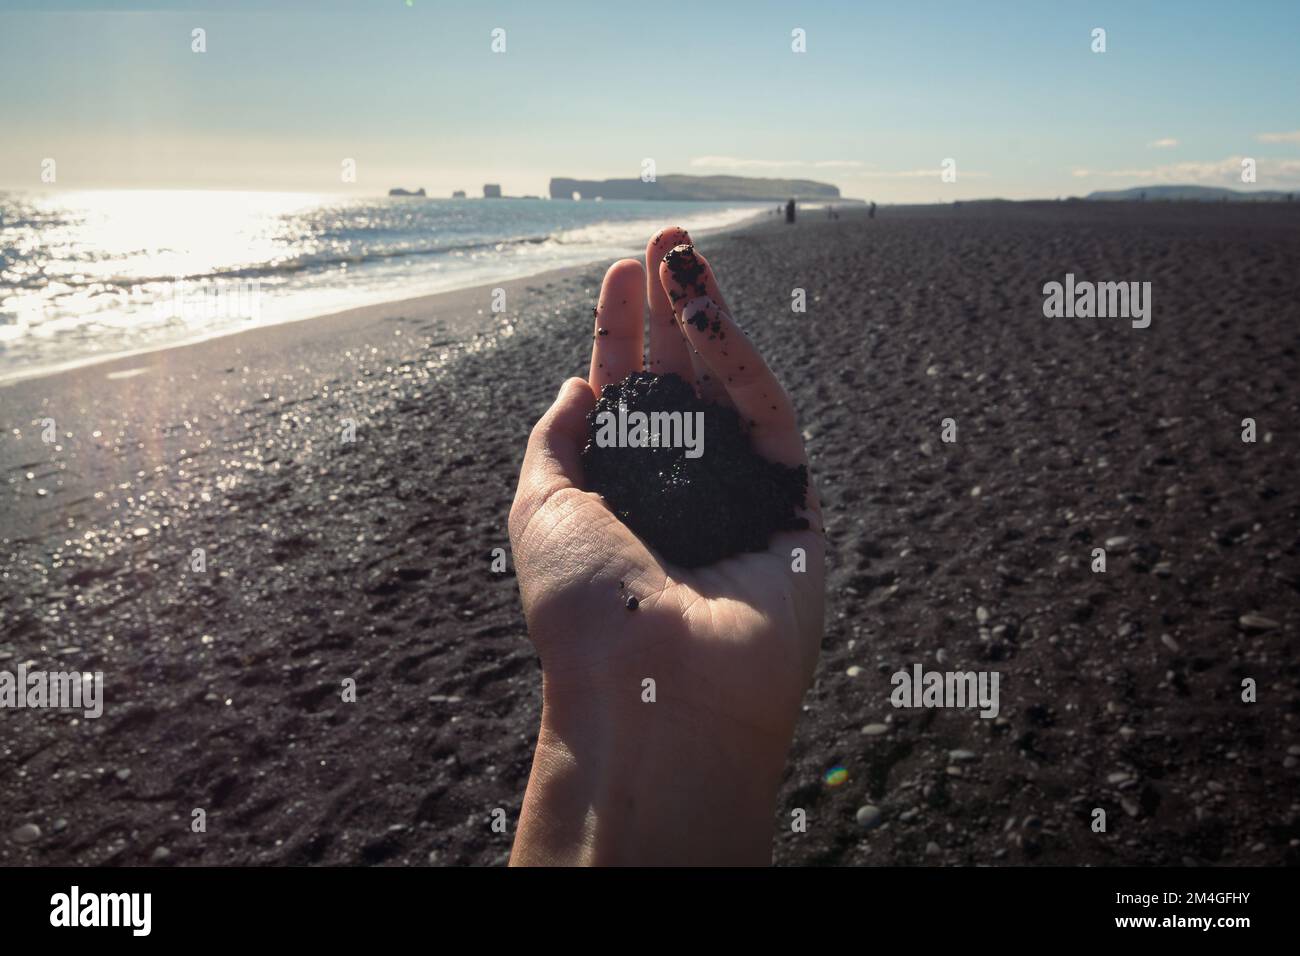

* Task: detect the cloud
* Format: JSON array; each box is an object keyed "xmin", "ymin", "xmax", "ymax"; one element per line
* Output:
[
  {"xmin": 1070, "ymin": 156, "xmax": 1300, "ymax": 184},
  {"xmin": 689, "ymin": 156, "xmax": 865, "ymax": 169},
  {"xmin": 856, "ymin": 167, "xmax": 990, "ymax": 179},
  {"xmin": 1149, "ymin": 138, "xmax": 1179, "ymax": 148},
  {"xmin": 688, "ymin": 156, "xmax": 987, "ymax": 179},
  {"xmin": 1257, "ymin": 130, "xmax": 1300, "ymax": 143},
  {"xmin": 690, "ymin": 156, "xmax": 791, "ymax": 169},
  {"xmin": 860, "ymin": 168, "xmax": 944, "ymax": 178}
]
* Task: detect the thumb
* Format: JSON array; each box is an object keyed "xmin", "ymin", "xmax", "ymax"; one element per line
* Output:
[{"xmin": 509, "ymin": 377, "xmax": 595, "ymax": 546}]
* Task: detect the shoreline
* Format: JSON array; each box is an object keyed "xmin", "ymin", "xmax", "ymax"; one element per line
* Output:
[
  {"xmin": 0, "ymin": 258, "xmax": 605, "ymax": 390},
  {"xmin": 0, "ymin": 207, "xmax": 772, "ymax": 389}
]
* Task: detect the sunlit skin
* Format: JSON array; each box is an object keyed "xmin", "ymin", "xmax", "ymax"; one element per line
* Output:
[{"xmin": 508, "ymin": 227, "xmax": 825, "ymax": 865}]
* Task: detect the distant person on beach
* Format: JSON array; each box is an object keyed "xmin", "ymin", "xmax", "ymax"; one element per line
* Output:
[
  {"xmin": 785, "ymin": 198, "xmax": 796, "ymax": 223},
  {"xmin": 507, "ymin": 226, "xmax": 824, "ymax": 865},
  {"xmin": 869, "ymin": 201, "xmax": 876, "ymax": 219}
]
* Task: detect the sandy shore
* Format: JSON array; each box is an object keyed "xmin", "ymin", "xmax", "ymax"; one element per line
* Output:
[{"xmin": 2, "ymin": 202, "xmax": 1298, "ymax": 866}]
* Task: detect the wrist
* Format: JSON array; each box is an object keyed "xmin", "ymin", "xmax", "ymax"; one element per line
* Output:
[{"xmin": 511, "ymin": 670, "xmax": 790, "ymax": 866}]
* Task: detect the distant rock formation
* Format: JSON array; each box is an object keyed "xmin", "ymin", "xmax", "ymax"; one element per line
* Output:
[
  {"xmin": 1086, "ymin": 185, "xmax": 1291, "ymax": 201},
  {"xmin": 483, "ymin": 184, "xmax": 502, "ymax": 199},
  {"xmin": 451, "ymin": 190, "xmax": 466, "ymax": 199},
  {"xmin": 388, "ymin": 187, "xmax": 426, "ymax": 197},
  {"xmin": 549, "ymin": 174, "xmax": 841, "ymax": 202}
]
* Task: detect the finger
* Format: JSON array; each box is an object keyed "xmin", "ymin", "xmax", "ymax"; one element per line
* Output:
[
  {"xmin": 675, "ymin": 293, "xmax": 824, "ymax": 522},
  {"xmin": 657, "ymin": 244, "xmax": 821, "ymax": 520},
  {"xmin": 678, "ymin": 295, "xmax": 806, "ymax": 467},
  {"xmin": 645, "ymin": 226, "xmax": 696, "ymax": 379},
  {"xmin": 656, "ymin": 243, "xmax": 734, "ymax": 405},
  {"xmin": 660, "ymin": 241, "xmax": 732, "ymax": 315},
  {"xmin": 509, "ymin": 377, "xmax": 595, "ymax": 546},
  {"xmin": 588, "ymin": 259, "xmax": 645, "ymax": 396}
]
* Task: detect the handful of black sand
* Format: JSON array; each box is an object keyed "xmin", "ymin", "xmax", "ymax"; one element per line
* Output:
[{"xmin": 581, "ymin": 371, "xmax": 808, "ymax": 568}]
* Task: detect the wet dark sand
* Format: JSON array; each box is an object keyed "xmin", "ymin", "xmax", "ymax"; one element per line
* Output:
[{"xmin": 1, "ymin": 202, "xmax": 1298, "ymax": 866}]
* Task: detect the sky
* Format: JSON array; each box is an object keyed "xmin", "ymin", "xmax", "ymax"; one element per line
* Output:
[{"xmin": 1, "ymin": 0, "xmax": 1298, "ymax": 201}]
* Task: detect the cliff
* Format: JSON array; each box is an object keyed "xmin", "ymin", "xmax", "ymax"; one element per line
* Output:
[{"xmin": 1086, "ymin": 185, "xmax": 1293, "ymax": 201}]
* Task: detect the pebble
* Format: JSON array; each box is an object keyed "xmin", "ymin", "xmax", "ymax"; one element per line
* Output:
[
  {"xmin": 1284, "ymin": 756, "xmax": 1298, "ymax": 770},
  {"xmin": 846, "ymin": 665, "xmax": 863, "ymax": 678},
  {"xmin": 949, "ymin": 749, "xmax": 978, "ymax": 763},
  {"xmin": 1121, "ymin": 798, "xmax": 1140, "ymax": 818},
  {"xmin": 115, "ymin": 768, "xmax": 132, "ymax": 782},
  {"xmin": 151, "ymin": 846, "xmax": 172, "ymax": 863},
  {"xmin": 925, "ymin": 841, "xmax": 941, "ymax": 856},
  {"xmin": 51, "ymin": 819, "xmax": 67, "ymax": 833},
  {"xmin": 975, "ymin": 606, "xmax": 990, "ymax": 624},
  {"xmin": 855, "ymin": 805, "xmax": 882, "ymax": 830},
  {"xmin": 1152, "ymin": 562, "xmax": 1172, "ymax": 578},
  {"xmin": 969, "ymin": 485, "xmax": 982, "ymax": 498},
  {"xmin": 11, "ymin": 823, "xmax": 41, "ymax": 845},
  {"xmin": 1160, "ymin": 634, "xmax": 1180, "ymax": 653},
  {"xmin": 1107, "ymin": 772, "xmax": 1132, "ymax": 785},
  {"xmin": 1288, "ymin": 745, "xmax": 1300, "ymax": 756},
  {"xmin": 861, "ymin": 723, "xmax": 890, "ymax": 736},
  {"xmin": 945, "ymin": 766, "xmax": 964, "ymax": 777},
  {"xmin": 1104, "ymin": 536, "xmax": 1130, "ymax": 549},
  {"xmin": 1239, "ymin": 614, "xmax": 1279, "ymax": 632}
]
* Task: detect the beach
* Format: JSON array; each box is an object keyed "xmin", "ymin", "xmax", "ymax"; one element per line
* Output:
[{"xmin": 2, "ymin": 201, "xmax": 1298, "ymax": 866}]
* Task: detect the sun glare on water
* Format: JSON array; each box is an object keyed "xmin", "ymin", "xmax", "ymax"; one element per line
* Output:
[{"xmin": 41, "ymin": 189, "xmax": 329, "ymax": 282}]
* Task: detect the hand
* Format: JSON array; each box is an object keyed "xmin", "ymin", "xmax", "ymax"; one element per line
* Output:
[{"xmin": 507, "ymin": 227, "xmax": 825, "ymax": 865}]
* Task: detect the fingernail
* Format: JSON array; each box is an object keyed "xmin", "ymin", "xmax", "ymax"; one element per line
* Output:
[
  {"xmin": 663, "ymin": 243, "xmax": 706, "ymax": 297},
  {"xmin": 654, "ymin": 226, "xmax": 691, "ymax": 248}
]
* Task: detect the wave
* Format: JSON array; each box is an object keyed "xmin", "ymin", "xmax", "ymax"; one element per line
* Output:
[
  {"xmin": 0, "ymin": 233, "xmax": 563, "ymax": 292},
  {"xmin": 0, "ymin": 193, "xmax": 767, "ymax": 379}
]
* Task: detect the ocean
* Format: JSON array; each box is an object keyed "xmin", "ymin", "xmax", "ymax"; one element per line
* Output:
[{"xmin": 0, "ymin": 191, "xmax": 770, "ymax": 382}]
